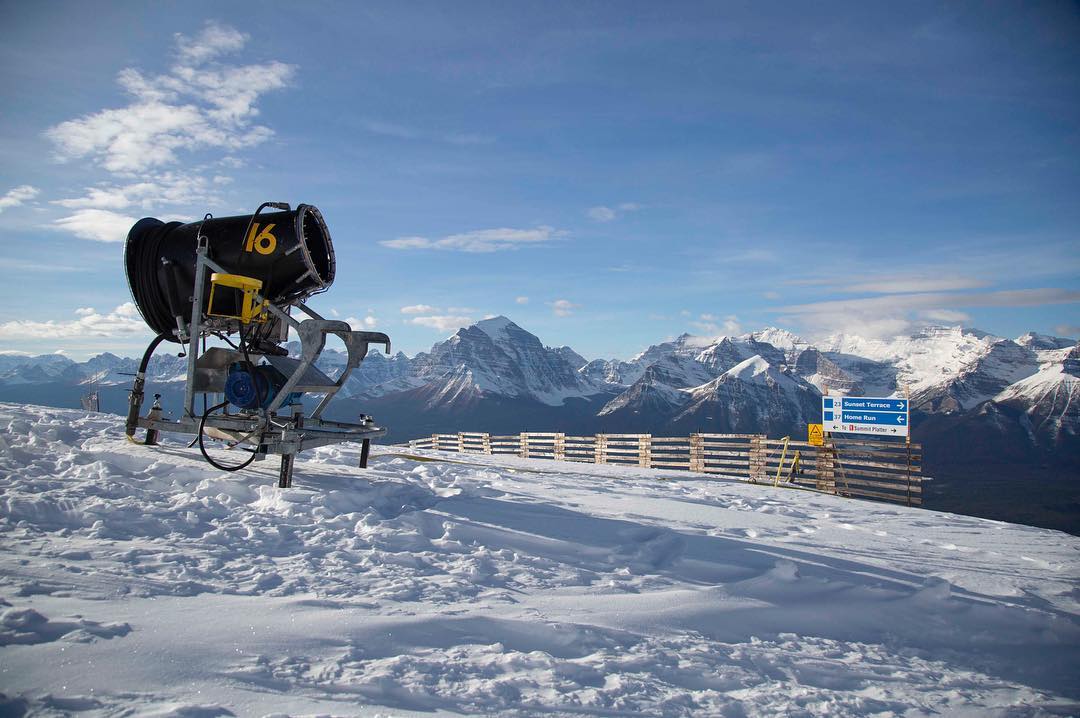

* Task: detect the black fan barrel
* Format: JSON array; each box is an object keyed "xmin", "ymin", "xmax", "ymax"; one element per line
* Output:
[{"xmin": 125, "ymin": 204, "xmax": 336, "ymax": 340}]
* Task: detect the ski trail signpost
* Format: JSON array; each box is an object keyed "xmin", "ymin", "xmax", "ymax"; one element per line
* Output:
[{"xmin": 822, "ymin": 396, "xmax": 909, "ymax": 438}]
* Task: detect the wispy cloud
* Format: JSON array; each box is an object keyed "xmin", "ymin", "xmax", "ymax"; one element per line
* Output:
[
  {"xmin": 400, "ymin": 304, "xmax": 439, "ymax": 315},
  {"xmin": 1054, "ymin": 324, "xmax": 1079, "ymax": 338},
  {"xmin": 53, "ymin": 172, "xmax": 220, "ymax": 212},
  {"xmin": 587, "ymin": 202, "xmax": 640, "ymax": 222},
  {"xmin": 791, "ymin": 275, "xmax": 989, "ymax": 294},
  {"xmin": 346, "ymin": 315, "xmax": 378, "ymax": 330},
  {"xmin": 549, "ymin": 299, "xmax": 578, "ymax": 317},
  {"xmin": 44, "ymin": 21, "xmax": 295, "ymax": 245},
  {"xmin": 691, "ymin": 313, "xmax": 741, "ymax": 336},
  {"xmin": 515, "ymin": 296, "xmax": 529, "ymax": 305},
  {"xmin": 778, "ymin": 288, "xmax": 1080, "ymax": 338},
  {"xmin": 0, "ymin": 257, "xmax": 83, "ymax": 273},
  {"xmin": 382, "ymin": 226, "xmax": 564, "ymax": 253},
  {"xmin": 408, "ymin": 315, "xmax": 473, "ymax": 332},
  {"xmin": 52, "ymin": 209, "xmax": 138, "ymax": 243},
  {"xmin": 0, "ymin": 303, "xmax": 147, "ymax": 339},
  {"xmin": 46, "ymin": 22, "xmax": 293, "ymax": 174},
  {"xmin": 361, "ymin": 119, "xmax": 494, "ymax": 146},
  {"xmin": 0, "ymin": 185, "xmax": 39, "ymax": 213}
]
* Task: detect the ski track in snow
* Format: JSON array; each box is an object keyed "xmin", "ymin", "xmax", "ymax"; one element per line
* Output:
[{"xmin": 0, "ymin": 403, "xmax": 1077, "ymax": 717}]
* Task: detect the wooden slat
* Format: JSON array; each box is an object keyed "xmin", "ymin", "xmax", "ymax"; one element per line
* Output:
[
  {"xmin": 764, "ymin": 440, "xmax": 816, "ymax": 449},
  {"xmin": 839, "ymin": 466, "xmax": 921, "ymax": 482},
  {"xmin": 833, "ymin": 450, "xmax": 922, "ymax": 462},
  {"xmin": 704, "ymin": 459, "xmax": 751, "ymax": 469},
  {"xmin": 844, "ymin": 487, "xmax": 922, "ymax": 504},
  {"xmin": 830, "ymin": 438, "xmax": 918, "ymax": 450},
  {"xmin": 809, "ymin": 474, "xmax": 921, "ymax": 492},
  {"xmin": 838, "ymin": 458, "xmax": 921, "ymax": 474},
  {"xmin": 834, "ymin": 477, "xmax": 922, "ymax": 493},
  {"xmin": 696, "ymin": 433, "xmax": 761, "ymax": 439}
]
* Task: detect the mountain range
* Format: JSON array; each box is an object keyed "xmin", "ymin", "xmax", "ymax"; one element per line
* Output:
[{"xmin": 1, "ymin": 316, "xmax": 1077, "ymax": 532}]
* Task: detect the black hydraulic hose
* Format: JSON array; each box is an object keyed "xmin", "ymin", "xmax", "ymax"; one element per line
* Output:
[
  {"xmin": 126, "ymin": 333, "xmax": 170, "ymax": 437},
  {"xmin": 139, "ymin": 333, "xmax": 169, "ymax": 374},
  {"xmin": 198, "ymin": 401, "xmax": 261, "ymax": 472}
]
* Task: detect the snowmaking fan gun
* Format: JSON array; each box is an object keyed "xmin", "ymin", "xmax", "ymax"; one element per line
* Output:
[{"xmin": 123, "ymin": 202, "xmax": 389, "ymax": 487}]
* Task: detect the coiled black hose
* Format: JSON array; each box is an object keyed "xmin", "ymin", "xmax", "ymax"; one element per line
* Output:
[{"xmin": 197, "ymin": 401, "xmax": 262, "ymax": 472}]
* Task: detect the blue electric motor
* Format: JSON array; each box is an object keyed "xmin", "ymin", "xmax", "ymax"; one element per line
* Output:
[{"xmin": 224, "ymin": 362, "xmax": 302, "ymax": 411}]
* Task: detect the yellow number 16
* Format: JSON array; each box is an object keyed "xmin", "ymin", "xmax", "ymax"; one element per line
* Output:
[{"xmin": 244, "ymin": 223, "xmax": 277, "ymax": 255}]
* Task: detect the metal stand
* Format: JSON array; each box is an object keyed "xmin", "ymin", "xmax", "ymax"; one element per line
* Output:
[
  {"xmin": 130, "ymin": 250, "xmax": 391, "ymax": 485},
  {"xmin": 359, "ymin": 439, "xmax": 371, "ymax": 469},
  {"xmin": 278, "ymin": 453, "xmax": 294, "ymax": 488}
]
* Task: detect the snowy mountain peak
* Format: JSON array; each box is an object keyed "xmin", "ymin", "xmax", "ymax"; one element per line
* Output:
[
  {"xmin": 746, "ymin": 327, "xmax": 809, "ymax": 351},
  {"xmin": 723, "ymin": 355, "xmax": 773, "ymax": 381},
  {"xmin": 474, "ymin": 315, "xmax": 518, "ymax": 343},
  {"xmin": 1015, "ymin": 332, "xmax": 1076, "ymax": 351}
]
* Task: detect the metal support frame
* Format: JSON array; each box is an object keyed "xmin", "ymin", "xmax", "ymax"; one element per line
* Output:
[{"xmin": 136, "ymin": 249, "xmax": 391, "ymax": 468}]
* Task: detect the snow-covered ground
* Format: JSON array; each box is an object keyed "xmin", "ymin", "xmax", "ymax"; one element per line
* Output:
[{"xmin": 1, "ymin": 402, "xmax": 1077, "ymax": 717}]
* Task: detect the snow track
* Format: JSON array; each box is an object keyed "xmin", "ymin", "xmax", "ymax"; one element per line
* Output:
[{"xmin": 0, "ymin": 403, "xmax": 1077, "ymax": 716}]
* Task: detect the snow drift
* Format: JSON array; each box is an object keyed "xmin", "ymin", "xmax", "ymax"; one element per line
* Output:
[{"xmin": 0, "ymin": 402, "xmax": 1077, "ymax": 716}]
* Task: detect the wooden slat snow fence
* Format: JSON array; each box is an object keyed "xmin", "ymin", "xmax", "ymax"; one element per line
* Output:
[{"xmin": 407, "ymin": 432, "xmax": 922, "ymax": 506}]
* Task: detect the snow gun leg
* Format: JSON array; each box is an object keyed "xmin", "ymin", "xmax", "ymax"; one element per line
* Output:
[
  {"xmin": 278, "ymin": 453, "xmax": 295, "ymax": 488},
  {"xmin": 359, "ymin": 439, "xmax": 371, "ymax": 469},
  {"xmin": 278, "ymin": 403, "xmax": 303, "ymax": 488}
]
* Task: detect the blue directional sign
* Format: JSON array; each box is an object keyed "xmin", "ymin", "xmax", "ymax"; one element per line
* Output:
[
  {"xmin": 822, "ymin": 395, "xmax": 909, "ymax": 438},
  {"xmin": 840, "ymin": 411, "xmax": 906, "ymax": 426},
  {"xmin": 839, "ymin": 397, "xmax": 908, "ymax": 413}
]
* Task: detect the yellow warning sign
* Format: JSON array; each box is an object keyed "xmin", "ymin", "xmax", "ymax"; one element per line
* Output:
[{"xmin": 807, "ymin": 423, "xmax": 824, "ymax": 446}]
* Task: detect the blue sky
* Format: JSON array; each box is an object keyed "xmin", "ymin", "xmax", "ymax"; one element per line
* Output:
[{"xmin": 0, "ymin": 1, "xmax": 1077, "ymax": 360}]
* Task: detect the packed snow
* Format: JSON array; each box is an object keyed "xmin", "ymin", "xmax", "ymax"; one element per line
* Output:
[{"xmin": 1, "ymin": 402, "xmax": 1078, "ymax": 716}]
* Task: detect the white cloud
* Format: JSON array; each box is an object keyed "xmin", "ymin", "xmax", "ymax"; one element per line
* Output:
[
  {"xmin": 175, "ymin": 22, "xmax": 246, "ymax": 65},
  {"xmin": 53, "ymin": 172, "xmax": 219, "ymax": 211},
  {"xmin": 382, "ymin": 237, "xmax": 434, "ymax": 250},
  {"xmin": 0, "ymin": 185, "xmax": 39, "ymax": 213},
  {"xmin": 587, "ymin": 206, "xmax": 616, "ymax": 222},
  {"xmin": 692, "ymin": 313, "xmax": 741, "ymax": 336},
  {"xmin": 1054, "ymin": 324, "xmax": 1079, "ymax": 338},
  {"xmin": 550, "ymin": 299, "xmax": 578, "ymax": 317},
  {"xmin": 842, "ymin": 276, "xmax": 987, "ymax": 294},
  {"xmin": 0, "ymin": 303, "xmax": 147, "ymax": 340},
  {"xmin": 45, "ymin": 21, "xmax": 294, "ymax": 174},
  {"xmin": 515, "ymin": 296, "xmax": 529, "ymax": 305},
  {"xmin": 346, "ymin": 315, "xmax": 378, "ymax": 330},
  {"xmin": 0, "ymin": 257, "xmax": 81, "ymax": 273},
  {"xmin": 382, "ymin": 226, "xmax": 563, "ymax": 253},
  {"xmin": 778, "ymin": 288, "xmax": 1080, "ymax": 338},
  {"xmin": 360, "ymin": 119, "xmax": 494, "ymax": 146},
  {"xmin": 919, "ymin": 309, "xmax": 970, "ymax": 323},
  {"xmin": 52, "ymin": 209, "xmax": 138, "ymax": 242},
  {"xmin": 587, "ymin": 203, "xmax": 640, "ymax": 222},
  {"xmin": 408, "ymin": 315, "xmax": 473, "ymax": 332},
  {"xmin": 400, "ymin": 304, "xmax": 439, "ymax": 315}
]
